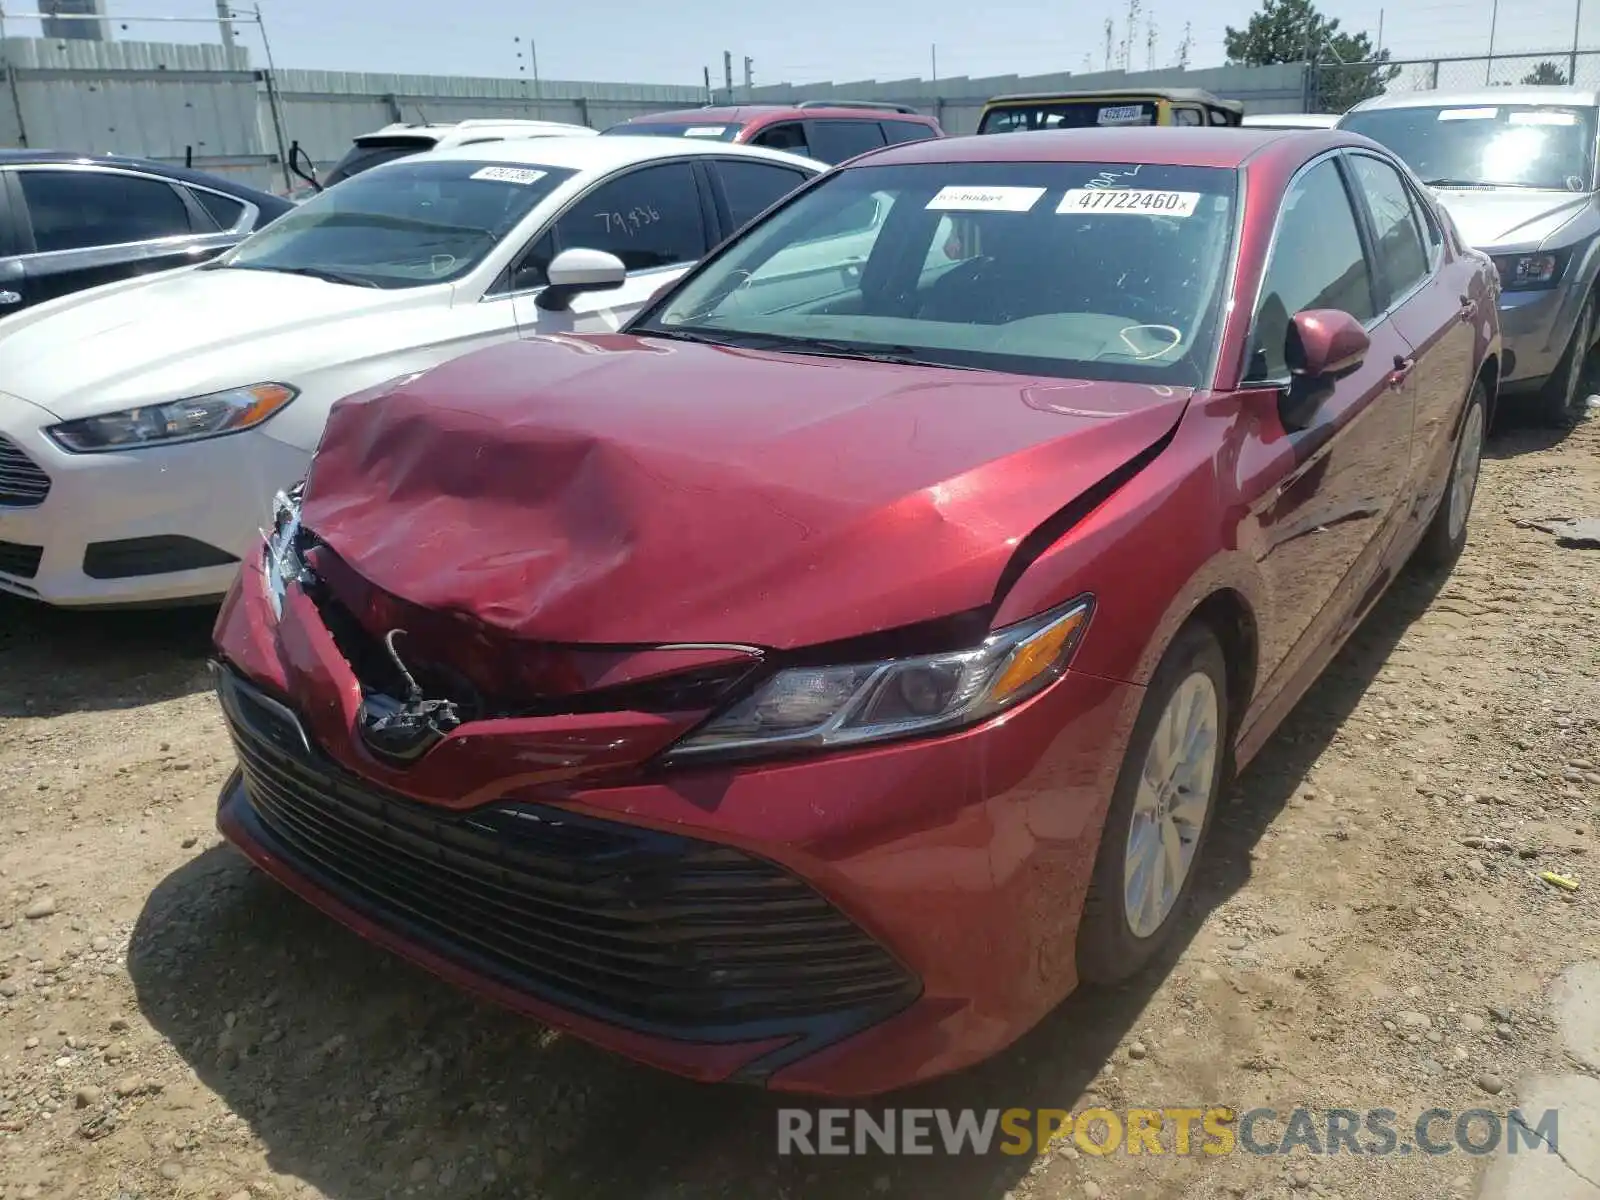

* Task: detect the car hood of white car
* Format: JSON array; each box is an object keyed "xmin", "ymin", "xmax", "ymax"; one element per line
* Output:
[
  {"xmin": 1431, "ymin": 187, "xmax": 1593, "ymax": 251},
  {"xmin": 0, "ymin": 266, "xmax": 452, "ymax": 421}
]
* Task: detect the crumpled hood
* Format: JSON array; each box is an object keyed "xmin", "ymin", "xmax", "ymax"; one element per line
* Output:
[
  {"xmin": 301, "ymin": 333, "xmax": 1190, "ymax": 649},
  {"xmin": 0, "ymin": 266, "xmax": 441, "ymax": 418},
  {"xmin": 1432, "ymin": 187, "xmax": 1593, "ymax": 250}
]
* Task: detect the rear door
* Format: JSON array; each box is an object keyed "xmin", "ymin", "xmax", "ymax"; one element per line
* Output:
[
  {"xmin": 507, "ymin": 159, "xmax": 715, "ymax": 333},
  {"xmin": 803, "ymin": 119, "xmax": 888, "ymax": 164},
  {"xmin": 1344, "ymin": 150, "xmax": 1478, "ymax": 527},
  {"xmin": 13, "ymin": 166, "xmax": 236, "ymax": 309},
  {"xmin": 1241, "ymin": 153, "xmax": 1417, "ymax": 700}
]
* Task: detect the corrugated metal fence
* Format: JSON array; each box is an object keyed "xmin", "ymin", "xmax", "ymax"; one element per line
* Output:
[{"xmin": 0, "ymin": 36, "xmax": 1314, "ymax": 192}]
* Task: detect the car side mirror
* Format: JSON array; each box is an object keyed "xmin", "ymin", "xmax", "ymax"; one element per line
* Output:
[
  {"xmin": 1280, "ymin": 308, "xmax": 1370, "ymax": 431},
  {"xmin": 536, "ymin": 247, "xmax": 627, "ymax": 312}
]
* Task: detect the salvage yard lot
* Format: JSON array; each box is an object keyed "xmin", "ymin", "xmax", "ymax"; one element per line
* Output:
[{"xmin": 1, "ymin": 416, "xmax": 1598, "ymax": 1200}]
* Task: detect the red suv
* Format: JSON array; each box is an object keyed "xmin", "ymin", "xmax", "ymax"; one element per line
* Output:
[{"xmin": 602, "ymin": 101, "xmax": 942, "ymax": 163}]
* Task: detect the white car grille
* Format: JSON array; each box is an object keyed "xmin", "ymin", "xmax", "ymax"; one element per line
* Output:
[{"xmin": 0, "ymin": 435, "xmax": 50, "ymax": 507}]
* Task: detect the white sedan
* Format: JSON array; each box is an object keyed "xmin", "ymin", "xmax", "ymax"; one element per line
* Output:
[{"xmin": 0, "ymin": 136, "xmax": 827, "ymax": 606}]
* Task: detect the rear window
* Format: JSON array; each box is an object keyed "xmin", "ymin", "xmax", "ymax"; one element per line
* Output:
[
  {"xmin": 881, "ymin": 121, "xmax": 939, "ymax": 144},
  {"xmin": 602, "ymin": 121, "xmax": 743, "ymax": 142},
  {"xmin": 978, "ymin": 101, "xmax": 1159, "ymax": 134},
  {"xmin": 323, "ymin": 137, "xmax": 438, "ymax": 187},
  {"xmin": 189, "ymin": 188, "xmax": 247, "ymax": 230}
]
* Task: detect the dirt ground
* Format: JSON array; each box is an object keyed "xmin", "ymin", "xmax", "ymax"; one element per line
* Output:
[{"xmin": 1, "ymin": 411, "xmax": 1598, "ymax": 1200}]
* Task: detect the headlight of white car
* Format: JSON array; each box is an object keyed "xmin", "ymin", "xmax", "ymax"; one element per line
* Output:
[
  {"xmin": 46, "ymin": 382, "xmax": 298, "ymax": 453},
  {"xmin": 263, "ymin": 483, "xmax": 307, "ymax": 619},
  {"xmin": 664, "ymin": 597, "xmax": 1094, "ymax": 762}
]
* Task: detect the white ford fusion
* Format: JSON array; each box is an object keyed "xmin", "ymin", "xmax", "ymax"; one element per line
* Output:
[{"xmin": 0, "ymin": 136, "xmax": 827, "ymax": 606}]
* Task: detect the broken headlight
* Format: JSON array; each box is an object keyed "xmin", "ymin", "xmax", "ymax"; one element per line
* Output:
[
  {"xmin": 263, "ymin": 483, "xmax": 308, "ymax": 618},
  {"xmin": 665, "ymin": 597, "xmax": 1093, "ymax": 762}
]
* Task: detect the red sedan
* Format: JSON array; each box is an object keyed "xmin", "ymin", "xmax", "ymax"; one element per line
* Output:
[{"xmin": 210, "ymin": 127, "xmax": 1500, "ymax": 1096}]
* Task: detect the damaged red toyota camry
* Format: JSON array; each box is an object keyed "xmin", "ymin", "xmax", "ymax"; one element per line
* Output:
[{"xmin": 210, "ymin": 127, "xmax": 1500, "ymax": 1095}]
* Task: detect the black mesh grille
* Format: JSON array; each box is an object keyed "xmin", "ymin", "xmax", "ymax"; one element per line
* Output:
[
  {"xmin": 216, "ymin": 668, "xmax": 919, "ymax": 1042},
  {"xmin": 0, "ymin": 539, "xmax": 43, "ymax": 579},
  {"xmin": 0, "ymin": 436, "xmax": 50, "ymax": 508}
]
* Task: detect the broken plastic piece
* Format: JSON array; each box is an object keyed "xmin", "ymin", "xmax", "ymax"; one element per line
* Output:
[{"xmin": 1539, "ymin": 871, "xmax": 1580, "ymax": 892}]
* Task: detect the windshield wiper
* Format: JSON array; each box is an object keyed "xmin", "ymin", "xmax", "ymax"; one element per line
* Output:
[
  {"xmin": 1423, "ymin": 177, "xmax": 1553, "ymax": 190},
  {"xmin": 650, "ymin": 327, "xmax": 978, "ymax": 369},
  {"xmin": 249, "ymin": 264, "xmax": 382, "ymax": 288}
]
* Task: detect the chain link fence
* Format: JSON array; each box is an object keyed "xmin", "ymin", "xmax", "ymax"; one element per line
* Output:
[{"xmin": 1310, "ymin": 51, "xmax": 1600, "ymax": 113}]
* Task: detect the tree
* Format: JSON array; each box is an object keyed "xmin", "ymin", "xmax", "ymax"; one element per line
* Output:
[
  {"xmin": 1522, "ymin": 60, "xmax": 1570, "ymax": 85},
  {"xmin": 1225, "ymin": 0, "xmax": 1400, "ymax": 114}
]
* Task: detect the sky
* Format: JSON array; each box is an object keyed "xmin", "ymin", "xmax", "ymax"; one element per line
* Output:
[{"xmin": 5, "ymin": 0, "xmax": 1600, "ymax": 87}]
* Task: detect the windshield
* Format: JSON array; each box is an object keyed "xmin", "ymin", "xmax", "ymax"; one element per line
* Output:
[
  {"xmin": 219, "ymin": 159, "xmax": 575, "ymax": 289},
  {"xmin": 979, "ymin": 101, "xmax": 1160, "ymax": 133},
  {"xmin": 1340, "ymin": 104, "xmax": 1598, "ymax": 191},
  {"xmin": 635, "ymin": 161, "xmax": 1238, "ymax": 386},
  {"xmin": 603, "ymin": 121, "xmax": 744, "ymax": 141}
]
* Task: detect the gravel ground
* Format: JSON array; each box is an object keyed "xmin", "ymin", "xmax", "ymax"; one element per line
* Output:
[{"xmin": 1, "ymin": 412, "xmax": 1597, "ymax": 1200}]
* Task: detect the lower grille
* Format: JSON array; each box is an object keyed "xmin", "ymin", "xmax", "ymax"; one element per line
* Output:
[
  {"xmin": 0, "ymin": 436, "xmax": 50, "ymax": 507},
  {"xmin": 83, "ymin": 535, "xmax": 237, "ymax": 579},
  {"xmin": 0, "ymin": 539, "xmax": 43, "ymax": 579},
  {"xmin": 216, "ymin": 668, "xmax": 919, "ymax": 1042}
]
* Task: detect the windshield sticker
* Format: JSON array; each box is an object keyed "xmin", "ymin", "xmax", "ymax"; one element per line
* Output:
[
  {"xmin": 1057, "ymin": 188, "xmax": 1201, "ymax": 217},
  {"xmin": 926, "ymin": 185, "xmax": 1047, "ymax": 212},
  {"xmin": 1097, "ymin": 104, "xmax": 1147, "ymax": 125},
  {"xmin": 684, "ymin": 125, "xmax": 728, "ymax": 136},
  {"xmin": 1510, "ymin": 110, "xmax": 1579, "ymax": 126},
  {"xmin": 1438, "ymin": 107, "xmax": 1499, "ymax": 121},
  {"xmin": 470, "ymin": 166, "xmax": 549, "ymax": 185}
]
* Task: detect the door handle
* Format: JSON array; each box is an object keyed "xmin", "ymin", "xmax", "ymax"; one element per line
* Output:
[
  {"xmin": 1389, "ymin": 355, "xmax": 1415, "ymax": 388},
  {"xmin": 1458, "ymin": 293, "xmax": 1478, "ymax": 322},
  {"xmin": 0, "ymin": 291, "xmax": 20, "ymax": 306}
]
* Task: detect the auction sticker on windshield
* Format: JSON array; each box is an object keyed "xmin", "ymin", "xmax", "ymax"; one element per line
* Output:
[
  {"xmin": 470, "ymin": 166, "xmax": 549, "ymax": 184},
  {"xmin": 926, "ymin": 185, "xmax": 1047, "ymax": 212},
  {"xmin": 1438, "ymin": 108, "xmax": 1498, "ymax": 121},
  {"xmin": 1098, "ymin": 105, "xmax": 1147, "ymax": 125},
  {"xmin": 1057, "ymin": 188, "xmax": 1200, "ymax": 216},
  {"xmin": 684, "ymin": 126, "xmax": 728, "ymax": 136}
]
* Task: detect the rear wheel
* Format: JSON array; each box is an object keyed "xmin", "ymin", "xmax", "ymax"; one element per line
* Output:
[
  {"xmin": 1077, "ymin": 623, "xmax": 1228, "ymax": 985},
  {"xmin": 1416, "ymin": 380, "xmax": 1488, "ymax": 570},
  {"xmin": 1536, "ymin": 291, "xmax": 1596, "ymax": 427}
]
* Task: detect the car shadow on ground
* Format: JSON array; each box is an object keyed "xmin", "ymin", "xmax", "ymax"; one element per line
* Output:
[
  {"xmin": 128, "ymin": 561, "xmax": 1452, "ymax": 1200},
  {"xmin": 0, "ymin": 596, "xmax": 217, "ymax": 718}
]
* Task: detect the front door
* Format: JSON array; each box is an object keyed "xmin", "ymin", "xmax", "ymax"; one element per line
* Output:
[
  {"xmin": 1240, "ymin": 154, "xmax": 1418, "ymax": 703},
  {"xmin": 508, "ymin": 160, "xmax": 714, "ymax": 335}
]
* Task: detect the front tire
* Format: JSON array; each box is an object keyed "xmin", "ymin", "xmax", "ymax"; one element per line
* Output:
[
  {"xmin": 1536, "ymin": 291, "xmax": 1596, "ymax": 428},
  {"xmin": 1416, "ymin": 380, "xmax": 1488, "ymax": 570},
  {"xmin": 1077, "ymin": 623, "xmax": 1228, "ymax": 985}
]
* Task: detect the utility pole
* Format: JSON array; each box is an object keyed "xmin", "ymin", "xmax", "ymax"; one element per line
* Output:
[
  {"xmin": 703, "ymin": 64, "xmax": 712, "ymax": 103},
  {"xmin": 930, "ymin": 43, "xmax": 937, "ymax": 82},
  {"xmin": 743, "ymin": 55, "xmax": 753, "ymax": 96},
  {"xmin": 1571, "ymin": 0, "xmax": 1583, "ymax": 83},
  {"xmin": 1120, "ymin": 0, "xmax": 1141, "ymax": 71},
  {"xmin": 723, "ymin": 50, "xmax": 733, "ymax": 103},
  {"xmin": 1177, "ymin": 21, "xmax": 1193, "ymax": 68},
  {"xmin": 215, "ymin": 0, "xmax": 234, "ymax": 49},
  {"xmin": 1103, "ymin": 19, "xmax": 1114, "ymax": 70},
  {"xmin": 1147, "ymin": 24, "xmax": 1157, "ymax": 70}
]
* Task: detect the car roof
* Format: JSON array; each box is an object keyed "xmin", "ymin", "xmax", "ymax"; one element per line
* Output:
[
  {"xmin": 985, "ymin": 87, "xmax": 1242, "ymax": 111},
  {"xmin": 852, "ymin": 126, "xmax": 1354, "ymax": 170},
  {"xmin": 406, "ymin": 135, "xmax": 826, "ymax": 174},
  {"xmin": 357, "ymin": 118, "xmax": 595, "ymax": 141},
  {"xmin": 621, "ymin": 104, "xmax": 931, "ymax": 123},
  {"xmin": 0, "ymin": 148, "xmax": 289, "ymax": 205},
  {"xmin": 1347, "ymin": 86, "xmax": 1600, "ymax": 112}
]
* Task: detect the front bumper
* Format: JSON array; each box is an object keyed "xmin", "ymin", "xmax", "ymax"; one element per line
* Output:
[
  {"xmin": 1497, "ymin": 285, "xmax": 1579, "ymax": 388},
  {"xmin": 0, "ymin": 393, "xmax": 310, "ymax": 606},
  {"xmin": 211, "ymin": 551, "xmax": 1143, "ymax": 1096}
]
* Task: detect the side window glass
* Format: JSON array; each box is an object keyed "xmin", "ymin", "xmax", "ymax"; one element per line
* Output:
[
  {"xmin": 1247, "ymin": 159, "xmax": 1376, "ymax": 381},
  {"xmin": 190, "ymin": 188, "xmax": 246, "ymax": 231},
  {"xmin": 550, "ymin": 161, "xmax": 708, "ymax": 272},
  {"xmin": 1348, "ymin": 154, "xmax": 1430, "ymax": 303},
  {"xmin": 1174, "ymin": 107, "xmax": 1204, "ymax": 127},
  {"xmin": 880, "ymin": 121, "xmax": 937, "ymax": 145},
  {"xmin": 713, "ymin": 160, "xmax": 809, "ymax": 229},
  {"xmin": 805, "ymin": 119, "xmax": 888, "ymax": 164},
  {"xmin": 19, "ymin": 170, "xmax": 193, "ymax": 252},
  {"xmin": 750, "ymin": 122, "xmax": 811, "ymax": 158}
]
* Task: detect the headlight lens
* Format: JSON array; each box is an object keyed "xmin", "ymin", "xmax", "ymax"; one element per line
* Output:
[
  {"xmin": 263, "ymin": 483, "xmax": 307, "ymax": 618},
  {"xmin": 665, "ymin": 597, "xmax": 1093, "ymax": 762},
  {"xmin": 47, "ymin": 382, "xmax": 297, "ymax": 453},
  {"xmin": 1492, "ymin": 252, "xmax": 1565, "ymax": 291}
]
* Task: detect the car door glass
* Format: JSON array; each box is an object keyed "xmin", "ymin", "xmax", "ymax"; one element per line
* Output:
[
  {"xmin": 1247, "ymin": 159, "xmax": 1376, "ymax": 381},
  {"xmin": 18, "ymin": 170, "xmax": 193, "ymax": 253},
  {"xmin": 713, "ymin": 160, "xmax": 809, "ymax": 229},
  {"xmin": 880, "ymin": 121, "xmax": 937, "ymax": 145},
  {"xmin": 550, "ymin": 162, "xmax": 709, "ymax": 272},
  {"xmin": 1348, "ymin": 154, "xmax": 1430, "ymax": 303},
  {"xmin": 1174, "ymin": 107, "xmax": 1204, "ymax": 126},
  {"xmin": 805, "ymin": 120, "xmax": 888, "ymax": 164},
  {"xmin": 750, "ymin": 123, "xmax": 811, "ymax": 158},
  {"xmin": 189, "ymin": 188, "xmax": 247, "ymax": 231}
]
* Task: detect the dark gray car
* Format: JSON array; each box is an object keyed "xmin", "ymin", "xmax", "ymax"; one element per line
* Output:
[
  {"xmin": 0, "ymin": 152, "xmax": 292, "ymax": 318},
  {"xmin": 1340, "ymin": 87, "xmax": 1600, "ymax": 425}
]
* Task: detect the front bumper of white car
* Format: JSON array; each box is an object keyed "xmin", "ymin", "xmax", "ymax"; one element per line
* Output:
[{"xmin": 0, "ymin": 393, "xmax": 311, "ymax": 607}]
